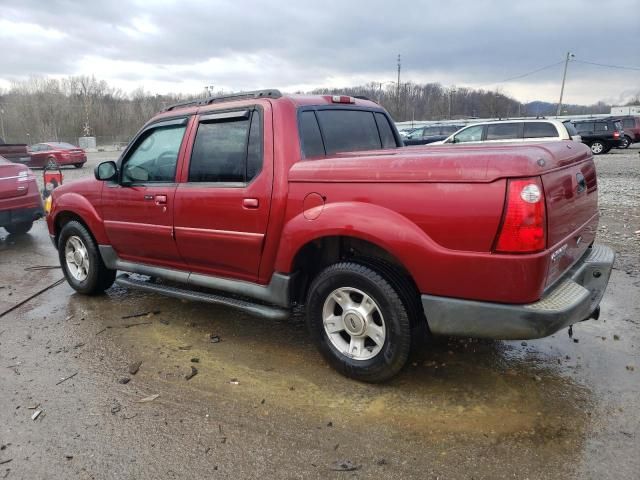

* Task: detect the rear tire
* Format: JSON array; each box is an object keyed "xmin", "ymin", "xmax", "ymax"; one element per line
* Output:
[
  {"xmin": 74, "ymin": 163, "xmax": 83, "ymax": 168},
  {"xmin": 5, "ymin": 221, "xmax": 33, "ymax": 235},
  {"xmin": 46, "ymin": 157, "xmax": 58, "ymax": 168},
  {"xmin": 306, "ymin": 262, "xmax": 412, "ymax": 383},
  {"xmin": 590, "ymin": 141, "xmax": 605, "ymax": 155},
  {"xmin": 619, "ymin": 136, "xmax": 631, "ymax": 149},
  {"xmin": 58, "ymin": 220, "xmax": 116, "ymax": 295}
]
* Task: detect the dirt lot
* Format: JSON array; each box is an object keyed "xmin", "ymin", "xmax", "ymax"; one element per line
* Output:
[{"xmin": 0, "ymin": 147, "xmax": 638, "ymax": 479}]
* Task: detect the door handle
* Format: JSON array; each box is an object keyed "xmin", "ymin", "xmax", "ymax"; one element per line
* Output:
[
  {"xmin": 155, "ymin": 195, "xmax": 167, "ymax": 205},
  {"xmin": 243, "ymin": 198, "xmax": 259, "ymax": 209}
]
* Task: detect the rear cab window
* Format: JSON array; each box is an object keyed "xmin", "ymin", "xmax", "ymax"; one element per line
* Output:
[{"xmin": 299, "ymin": 108, "xmax": 399, "ymax": 157}]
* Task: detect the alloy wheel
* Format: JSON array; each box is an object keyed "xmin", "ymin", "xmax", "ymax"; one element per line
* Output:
[{"xmin": 322, "ymin": 287, "xmax": 386, "ymax": 361}]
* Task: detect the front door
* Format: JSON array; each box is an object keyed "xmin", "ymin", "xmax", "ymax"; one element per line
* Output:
[
  {"xmin": 102, "ymin": 118, "xmax": 190, "ymax": 269},
  {"xmin": 173, "ymin": 106, "xmax": 273, "ymax": 283}
]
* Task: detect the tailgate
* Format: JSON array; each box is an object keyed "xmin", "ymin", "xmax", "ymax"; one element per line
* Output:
[
  {"xmin": 0, "ymin": 162, "xmax": 30, "ymax": 199},
  {"xmin": 542, "ymin": 157, "xmax": 598, "ymax": 287}
]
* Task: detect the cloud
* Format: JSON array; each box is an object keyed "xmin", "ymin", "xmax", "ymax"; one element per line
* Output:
[{"xmin": 0, "ymin": 0, "xmax": 638, "ymax": 103}]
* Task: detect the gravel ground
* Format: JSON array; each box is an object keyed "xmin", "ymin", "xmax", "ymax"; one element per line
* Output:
[{"xmin": 592, "ymin": 146, "xmax": 640, "ymax": 276}]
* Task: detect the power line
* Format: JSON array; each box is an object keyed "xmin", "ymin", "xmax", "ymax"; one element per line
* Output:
[
  {"xmin": 475, "ymin": 60, "xmax": 565, "ymax": 88},
  {"xmin": 573, "ymin": 59, "xmax": 640, "ymax": 72}
]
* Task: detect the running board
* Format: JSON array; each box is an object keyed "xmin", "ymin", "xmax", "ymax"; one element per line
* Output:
[{"xmin": 115, "ymin": 274, "xmax": 290, "ymax": 320}]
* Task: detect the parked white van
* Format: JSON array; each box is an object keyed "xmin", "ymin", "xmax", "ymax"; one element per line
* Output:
[{"xmin": 434, "ymin": 119, "xmax": 581, "ymax": 145}]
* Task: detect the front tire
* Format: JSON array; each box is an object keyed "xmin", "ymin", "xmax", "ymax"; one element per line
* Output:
[
  {"xmin": 58, "ymin": 220, "xmax": 116, "ymax": 295},
  {"xmin": 74, "ymin": 163, "xmax": 83, "ymax": 168},
  {"xmin": 5, "ymin": 221, "xmax": 33, "ymax": 235},
  {"xmin": 306, "ymin": 262, "xmax": 412, "ymax": 383},
  {"xmin": 590, "ymin": 141, "xmax": 605, "ymax": 155}
]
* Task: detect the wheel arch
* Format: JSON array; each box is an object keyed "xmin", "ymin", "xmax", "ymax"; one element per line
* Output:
[{"xmin": 51, "ymin": 193, "xmax": 109, "ymax": 246}]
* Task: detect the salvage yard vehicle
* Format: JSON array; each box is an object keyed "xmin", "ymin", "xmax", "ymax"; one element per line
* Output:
[
  {"xmin": 403, "ymin": 124, "xmax": 464, "ymax": 145},
  {"xmin": 438, "ymin": 119, "xmax": 580, "ymax": 145},
  {"xmin": 615, "ymin": 116, "xmax": 640, "ymax": 149},
  {"xmin": 0, "ymin": 138, "xmax": 32, "ymax": 165},
  {"xmin": 46, "ymin": 90, "xmax": 614, "ymax": 382},
  {"xmin": 28, "ymin": 142, "xmax": 87, "ymax": 168},
  {"xmin": 570, "ymin": 118, "xmax": 625, "ymax": 155},
  {"xmin": 0, "ymin": 154, "xmax": 44, "ymax": 234}
]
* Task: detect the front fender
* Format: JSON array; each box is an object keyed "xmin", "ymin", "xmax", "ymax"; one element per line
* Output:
[
  {"xmin": 274, "ymin": 201, "xmax": 443, "ymax": 289},
  {"xmin": 49, "ymin": 192, "xmax": 109, "ymax": 244}
]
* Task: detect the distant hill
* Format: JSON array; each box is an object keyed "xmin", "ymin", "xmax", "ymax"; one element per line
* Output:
[{"xmin": 525, "ymin": 100, "xmax": 610, "ymax": 117}]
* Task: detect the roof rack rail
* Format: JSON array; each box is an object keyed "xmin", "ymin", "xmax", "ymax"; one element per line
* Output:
[
  {"xmin": 163, "ymin": 89, "xmax": 283, "ymax": 112},
  {"xmin": 353, "ymin": 95, "xmax": 370, "ymax": 101}
]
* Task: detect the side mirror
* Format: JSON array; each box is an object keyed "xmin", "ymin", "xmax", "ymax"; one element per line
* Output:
[{"xmin": 95, "ymin": 161, "xmax": 117, "ymax": 181}]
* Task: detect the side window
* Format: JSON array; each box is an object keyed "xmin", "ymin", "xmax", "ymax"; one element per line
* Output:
[
  {"xmin": 188, "ymin": 111, "xmax": 262, "ymax": 184},
  {"xmin": 441, "ymin": 125, "xmax": 460, "ymax": 134},
  {"xmin": 594, "ymin": 123, "xmax": 608, "ymax": 132},
  {"xmin": 575, "ymin": 122, "xmax": 593, "ymax": 132},
  {"xmin": 486, "ymin": 123, "xmax": 522, "ymax": 140},
  {"xmin": 246, "ymin": 111, "xmax": 262, "ymax": 181},
  {"xmin": 300, "ymin": 111, "xmax": 325, "ymax": 157},
  {"xmin": 122, "ymin": 124, "xmax": 186, "ymax": 183},
  {"xmin": 374, "ymin": 113, "xmax": 397, "ymax": 149},
  {"xmin": 316, "ymin": 110, "xmax": 381, "ymax": 154},
  {"xmin": 524, "ymin": 122, "xmax": 558, "ymax": 138},
  {"xmin": 622, "ymin": 118, "xmax": 634, "ymax": 128},
  {"xmin": 563, "ymin": 122, "xmax": 578, "ymax": 137},
  {"xmin": 452, "ymin": 125, "xmax": 484, "ymax": 143}
]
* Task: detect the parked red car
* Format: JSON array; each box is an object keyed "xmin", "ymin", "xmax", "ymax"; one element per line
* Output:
[
  {"xmin": 616, "ymin": 116, "xmax": 640, "ymax": 148},
  {"xmin": 46, "ymin": 91, "xmax": 613, "ymax": 382},
  {"xmin": 28, "ymin": 142, "xmax": 87, "ymax": 168},
  {"xmin": 0, "ymin": 155, "xmax": 44, "ymax": 234}
]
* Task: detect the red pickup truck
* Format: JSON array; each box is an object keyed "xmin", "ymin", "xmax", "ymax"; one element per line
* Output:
[{"xmin": 46, "ymin": 90, "xmax": 614, "ymax": 382}]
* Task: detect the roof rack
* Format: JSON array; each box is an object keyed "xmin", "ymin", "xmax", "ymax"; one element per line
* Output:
[{"xmin": 163, "ymin": 89, "xmax": 283, "ymax": 112}]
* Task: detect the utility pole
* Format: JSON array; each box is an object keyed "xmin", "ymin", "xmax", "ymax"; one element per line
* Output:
[
  {"xmin": 0, "ymin": 107, "xmax": 5, "ymax": 141},
  {"xmin": 396, "ymin": 54, "xmax": 401, "ymax": 117},
  {"xmin": 556, "ymin": 52, "xmax": 574, "ymax": 117},
  {"xmin": 448, "ymin": 87, "xmax": 456, "ymax": 119}
]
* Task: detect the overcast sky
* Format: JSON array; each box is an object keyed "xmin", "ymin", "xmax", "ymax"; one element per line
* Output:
[{"xmin": 1, "ymin": 0, "xmax": 638, "ymax": 105}]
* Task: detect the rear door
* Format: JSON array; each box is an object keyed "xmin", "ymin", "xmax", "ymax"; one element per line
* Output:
[
  {"xmin": 173, "ymin": 105, "xmax": 273, "ymax": 282},
  {"xmin": 101, "ymin": 117, "xmax": 190, "ymax": 268}
]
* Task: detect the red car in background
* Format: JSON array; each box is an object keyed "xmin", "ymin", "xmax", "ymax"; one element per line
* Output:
[
  {"xmin": 0, "ymin": 154, "xmax": 44, "ymax": 234},
  {"xmin": 28, "ymin": 142, "xmax": 87, "ymax": 168}
]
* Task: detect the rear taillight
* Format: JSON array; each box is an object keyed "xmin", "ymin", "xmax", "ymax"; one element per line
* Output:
[
  {"xmin": 613, "ymin": 131, "xmax": 620, "ymax": 138},
  {"xmin": 494, "ymin": 177, "xmax": 546, "ymax": 253}
]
